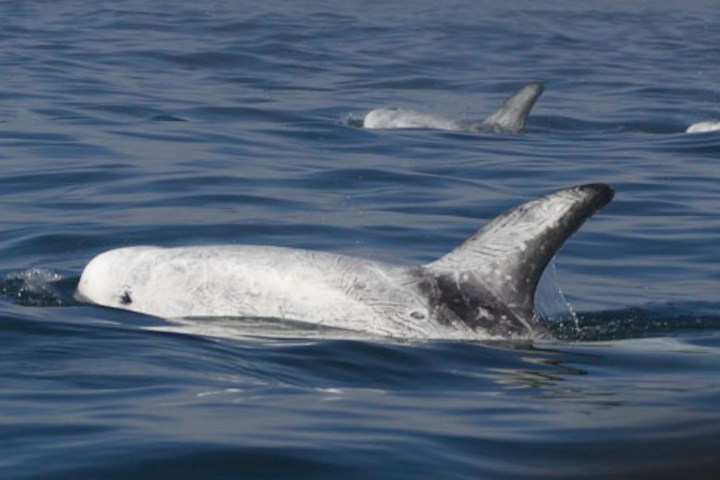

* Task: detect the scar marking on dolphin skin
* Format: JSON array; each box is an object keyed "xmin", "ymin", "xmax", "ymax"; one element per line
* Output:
[{"xmin": 120, "ymin": 290, "xmax": 133, "ymax": 305}]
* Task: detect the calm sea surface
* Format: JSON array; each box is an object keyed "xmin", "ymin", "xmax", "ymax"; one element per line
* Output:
[{"xmin": 2, "ymin": 1, "xmax": 720, "ymax": 478}]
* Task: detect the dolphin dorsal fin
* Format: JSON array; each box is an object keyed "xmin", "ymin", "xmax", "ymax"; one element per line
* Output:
[
  {"xmin": 425, "ymin": 184, "xmax": 613, "ymax": 320},
  {"xmin": 481, "ymin": 82, "xmax": 544, "ymax": 132}
]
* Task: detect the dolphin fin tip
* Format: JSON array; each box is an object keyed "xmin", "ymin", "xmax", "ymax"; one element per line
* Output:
[{"xmin": 576, "ymin": 183, "xmax": 614, "ymax": 208}]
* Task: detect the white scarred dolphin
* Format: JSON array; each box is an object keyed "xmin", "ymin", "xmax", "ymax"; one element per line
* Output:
[
  {"xmin": 75, "ymin": 183, "xmax": 613, "ymax": 339},
  {"xmin": 362, "ymin": 83, "xmax": 544, "ymax": 133}
]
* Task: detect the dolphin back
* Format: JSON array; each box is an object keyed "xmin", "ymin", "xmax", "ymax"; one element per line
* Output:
[
  {"xmin": 425, "ymin": 184, "xmax": 613, "ymax": 322},
  {"xmin": 480, "ymin": 82, "xmax": 544, "ymax": 133}
]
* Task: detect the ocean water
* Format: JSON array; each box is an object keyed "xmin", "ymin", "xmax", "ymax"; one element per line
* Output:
[{"xmin": 2, "ymin": 0, "xmax": 720, "ymax": 478}]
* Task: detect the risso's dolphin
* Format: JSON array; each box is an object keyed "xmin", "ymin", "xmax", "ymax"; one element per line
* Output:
[
  {"xmin": 686, "ymin": 121, "xmax": 720, "ymax": 134},
  {"xmin": 75, "ymin": 183, "xmax": 613, "ymax": 339},
  {"xmin": 362, "ymin": 82, "xmax": 544, "ymax": 133}
]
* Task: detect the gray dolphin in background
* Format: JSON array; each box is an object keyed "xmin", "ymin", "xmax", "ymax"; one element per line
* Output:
[
  {"xmin": 75, "ymin": 183, "xmax": 613, "ymax": 340},
  {"xmin": 686, "ymin": 121, "xmax": 720, "ymax": 134},
  {"xmin": 363, "ymin": 82, "xmax": 544, "ymax": 133}
]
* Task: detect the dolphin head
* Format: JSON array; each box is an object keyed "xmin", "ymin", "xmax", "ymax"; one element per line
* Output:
[{"xmin": 75, "ymin": 246, "xmax": 160, "ymax": 312}]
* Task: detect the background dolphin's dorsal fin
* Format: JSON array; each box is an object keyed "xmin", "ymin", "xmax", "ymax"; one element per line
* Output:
[
  {"xmin": 481, "ymin": 82, "xmax": 544, "ymax": 132},
  {"xmin": 425, "ymin": 184, "xmax": 613, "ymax": 320}
]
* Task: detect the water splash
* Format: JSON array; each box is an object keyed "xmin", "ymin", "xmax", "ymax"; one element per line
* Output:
[
  {"xmin": 0, "ymin": 268, "xmax": 79, "ymax": 307},
  {"xmin": 534, "ymin": 261, "xmax": 578, "ymax": 322},
  {"xmin": 343, "ymin": 113, "xmax": 366, "ymax": 128}
]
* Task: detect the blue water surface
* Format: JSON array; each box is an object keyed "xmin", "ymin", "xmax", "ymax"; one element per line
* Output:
[{"xmin": 2, "ymin": 1, "xmax": 720, "ymax": 478}]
